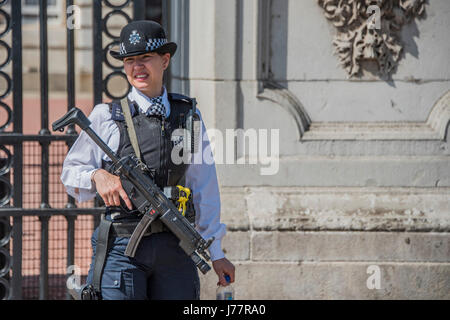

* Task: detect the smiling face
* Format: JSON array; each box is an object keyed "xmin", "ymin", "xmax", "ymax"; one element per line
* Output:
[{"xmin": 123, "ymin": 52, "xmax": 171, "ymax": 98}]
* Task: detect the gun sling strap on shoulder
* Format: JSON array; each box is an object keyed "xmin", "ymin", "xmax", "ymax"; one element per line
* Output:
[{"xmin": 120, "ymin": 97, "xmax": 142, "ymax": 161}]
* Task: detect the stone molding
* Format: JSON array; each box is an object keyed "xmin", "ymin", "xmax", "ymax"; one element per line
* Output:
[
  {"xmin": 220, "ymin": 186, "xmax": 450, "ymax": 232},
  {"xmin": 256, "ymin": 87, "xmax": 450, "ymax": 142},
  {"xmin": 257, "ymin": 81, "xmax": 312, "ymax": 138},
  {"xmin": 302, "ymin": 90, "xmax": 450, "ymax": 141}
]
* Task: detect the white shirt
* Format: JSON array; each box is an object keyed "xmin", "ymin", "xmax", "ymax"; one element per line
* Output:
[{"xmin": 60, "ymin": 87, "xmax": 226, "ymax": 261}]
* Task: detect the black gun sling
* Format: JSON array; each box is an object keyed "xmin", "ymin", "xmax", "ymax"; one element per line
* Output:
[{"xmin": 92, "ymin": 218, "xmax": 112, "ymax": 296}]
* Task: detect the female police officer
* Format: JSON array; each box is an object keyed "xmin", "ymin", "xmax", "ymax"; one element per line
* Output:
[{"xmin": 61, "ymin": 20, "xmax": 235, "ymax": 299}]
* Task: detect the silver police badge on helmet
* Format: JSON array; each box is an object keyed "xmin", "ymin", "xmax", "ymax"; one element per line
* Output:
[{"xmin": 129, "ymin": 30, "xmax": 141, "ymax": 45}]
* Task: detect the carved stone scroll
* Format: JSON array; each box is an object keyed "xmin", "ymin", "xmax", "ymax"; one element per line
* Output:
[{"xmin": 317, "ymin": 0, "xmax": 426, "ymax": 77}]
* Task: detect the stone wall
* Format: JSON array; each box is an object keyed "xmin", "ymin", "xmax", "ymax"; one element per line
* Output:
[{"xmin": 168, "ymin": 0, "xmax": 450, "ymax": 299}]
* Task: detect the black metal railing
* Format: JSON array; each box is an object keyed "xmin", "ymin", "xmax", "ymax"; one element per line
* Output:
[
  {"xmin": 0, "ymin": 0, "xmax": 150, "ymax": 300},
  {"xmin": 0, "ymin": 0, "xmax": 15, "ymax": 301}
]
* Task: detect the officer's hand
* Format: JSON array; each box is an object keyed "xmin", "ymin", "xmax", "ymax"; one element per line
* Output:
[
  {"xmin": 212, "ymin": 258, "xmax": 235, "ymax": 286},
  {"xmin": 91, "ymin": 169, "xmax": 133, "ymax": 210}
]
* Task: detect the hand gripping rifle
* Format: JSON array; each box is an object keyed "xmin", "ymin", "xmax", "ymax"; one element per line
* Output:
[{"xmin": 53, "ymin": 108, "xmax": 214, "ymax": 274}]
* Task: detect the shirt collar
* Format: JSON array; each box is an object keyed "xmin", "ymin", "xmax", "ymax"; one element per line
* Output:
[{"xmin": 128, "ymin": 86, "xmax": 171, "ymax": 118}]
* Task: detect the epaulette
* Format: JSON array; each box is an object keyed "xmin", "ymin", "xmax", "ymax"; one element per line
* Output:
[
  {"xmin": 168, "ymin": 93, "xmax": 194, "ymax": 104},
  {"xmin": 109, "ymin": 99, "xmax": 139, "ymax": 121}
]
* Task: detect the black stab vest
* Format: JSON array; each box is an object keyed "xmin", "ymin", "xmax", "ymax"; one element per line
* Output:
[{"xmin": 102, "ymin": 93, "xmax": 194, "ymax": 191}]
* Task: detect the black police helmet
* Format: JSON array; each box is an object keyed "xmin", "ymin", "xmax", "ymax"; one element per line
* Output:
[{"xmin": 110, "ymin": 20, "xmax": 177, "ymax": 60}]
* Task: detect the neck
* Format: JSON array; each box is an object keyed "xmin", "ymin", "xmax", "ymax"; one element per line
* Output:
[{"xmin": 141, "ymin": 85, "xmax": 164, "ymax": 98}]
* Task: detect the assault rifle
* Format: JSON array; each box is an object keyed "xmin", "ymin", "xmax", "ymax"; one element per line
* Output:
[{"xmin": 53, "ymin": 107, "xmax": 214, "ymax": 275}]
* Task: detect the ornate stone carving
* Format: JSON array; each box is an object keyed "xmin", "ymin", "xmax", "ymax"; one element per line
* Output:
[{"xmin": 317, "ymin": 0, "xmax": 426, "ymax": 77}]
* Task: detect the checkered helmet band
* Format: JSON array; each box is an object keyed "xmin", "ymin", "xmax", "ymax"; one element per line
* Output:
[
  {"xmin": 146, "ymin": 38, "xmax": 168, "ymax": 51},
  {"xmin": 119, "ymin": 42, "xmax": 127, "ymax": 55}
]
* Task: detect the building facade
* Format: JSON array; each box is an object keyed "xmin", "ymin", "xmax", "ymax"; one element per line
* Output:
[{"xmin": 168, "ymin": 0, "xmax": 450, "ymax": 299}]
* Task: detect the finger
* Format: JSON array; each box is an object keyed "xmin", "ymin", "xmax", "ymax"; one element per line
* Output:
[
  {"xmin": 228, "ymin": 265, "xmax": 236, "ymax": 283},
  {"xmin": 112, "ymin": 191, "xmax": 121, "ymax": 207},
  {"xmin": 99, "ymin": 193, "xmax": 109, "ymax": 207},
  {"xmin": 218, "ymin": 273, "xmax": 227, "ymax": 286},
  {"xmin": 222, "ymin": 271, "xmax": 234, "ymax": 284},
  {"xmin": 107, "ymin": 194, "xmax": 115, "ymax": 207},
  {"xmin": 226, "ymin": 270, "xmax": 235, "ymax": 283},
  {"xmin": 107, "ymin": 192, "xmax": 117, "ymax": 207},
  {"xmin": 119, "ymin": 188, "xmax": 133, "ymax": 210}
]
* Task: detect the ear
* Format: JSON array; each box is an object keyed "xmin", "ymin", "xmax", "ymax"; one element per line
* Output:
[{"xmin": 162, "ymin": 53, "xmax": 171, "ymax": 70}]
